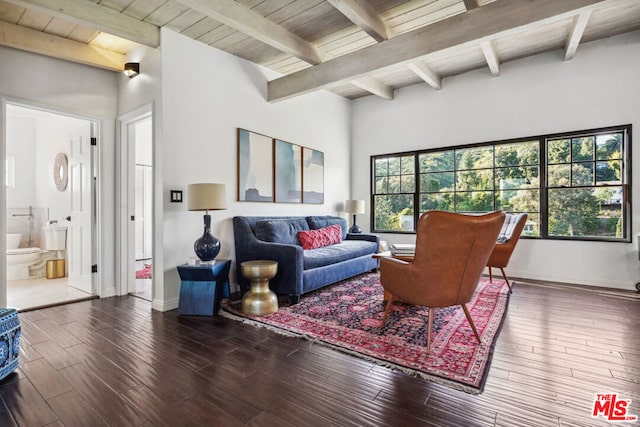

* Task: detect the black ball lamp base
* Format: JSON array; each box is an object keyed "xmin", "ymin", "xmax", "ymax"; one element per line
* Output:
[
  {"xmin": 349, "ymin": 214, "xmax": 362, "ymax": 234},
  {"xmin": 194, "ymin": 214, "xmax": 221, "ymax": 262}
]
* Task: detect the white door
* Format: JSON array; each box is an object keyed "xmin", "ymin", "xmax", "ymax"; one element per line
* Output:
[
  {"xmin": 67, "ymin": 124, "xmax": 94, "ymax": 293},
  {"xmin": 134, "ymin": 164, "xmax": 152, "ymax": 260},
  {"xmin": 123, "ymin": 113, "xmax": 152, "ymax": 296}
]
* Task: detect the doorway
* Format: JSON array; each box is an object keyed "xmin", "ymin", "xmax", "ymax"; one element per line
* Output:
[
  {"xmin": 4, "ymin": 102, "xmax": 97, "ymax": 310},
  {"xmin": 120, "ymin": 108, "xmax": 153, "ymax": 301}
]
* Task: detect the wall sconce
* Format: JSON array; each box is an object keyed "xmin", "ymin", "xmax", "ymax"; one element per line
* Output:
[{"xmin": 123, "ymin": 62, "xmax": 140, "ymax": 78}]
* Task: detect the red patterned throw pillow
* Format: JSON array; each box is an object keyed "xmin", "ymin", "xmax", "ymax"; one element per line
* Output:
[{"xmin": 298, "ymin": 224, "xmax": 342, "ymax": 250}]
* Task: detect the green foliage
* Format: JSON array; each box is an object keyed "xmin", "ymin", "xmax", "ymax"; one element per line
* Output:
[
  {"xmin": 419, "ymin": 151, "xmax": 454, "ymax": 172},
  {"xmin": 548, "ymin": 139, "xmax": 570, "ymax": 163},
  {"xmin": 548, "ymin": 188, "xmax": 600, "ymax": 236},
  {"xmin": 605, "ymin": 217, "xmax": 619, "ymax": 233},
  {"xmin": 456, "ymin": 146, "xmax": 493, "ymax": 170},
  {"xmin": 455, "ymin": 191, "xmax": 494, "ymax": 212},
  {"xmin": 374, "ymin": 194, "xmax": 413, "ymax": 231},
  {"xmin": 572, "ymin": 137, "xmax": 594, "ymax": 161},
  {"xmin": 495, "ymin": 141, "xmax": 539, "ymax": 166}
]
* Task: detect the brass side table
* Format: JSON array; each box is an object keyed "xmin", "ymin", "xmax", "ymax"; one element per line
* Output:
[{"xmin": 241, "ymin": 260, "xmax": 278, "ymax": 316}]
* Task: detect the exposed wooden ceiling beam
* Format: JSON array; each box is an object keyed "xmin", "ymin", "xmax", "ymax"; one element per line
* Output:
[
  {"xmin": 326, "ymin": 0, "xmax": 389, "ymax": 42},
  {"xmin": 564, "ymin": 11, "xmax": 592, "ymax": 61},
  {"xmin": 351, "ymin": 76, "xmax": 394, "ymax": 100},
  {"xmin": 176, "ymin": 0, "xmax": 329, "ymax": 65},
  {"xmin": 268, "ymin": 0, "xmax": 608, "ymax": 102},
  {"xmin": 4, "ymin": 0, "xmax": 159, "ymax": 47},
  {"xmin": 480, "ymin": 40, "xmax": 500, "ymax": 76},
  {"xmin": 463, "ymin": 0, "xmax": 480, "ymax": 11},
  {"xmin": 0, "ymin": 19, "xmax": 124, "ymax": 71},
  {"xmin": 407, "ymin": 61, "xmax": 442, "ymax": 89}
]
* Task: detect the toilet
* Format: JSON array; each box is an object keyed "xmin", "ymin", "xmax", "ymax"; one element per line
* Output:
[
  {"xmin": 6, "ymin": 225, "xmax": 68, "ymax": 281},
  {"xmin": 6, "ymin": 233, "xmax": 48, "ymax": 281}
]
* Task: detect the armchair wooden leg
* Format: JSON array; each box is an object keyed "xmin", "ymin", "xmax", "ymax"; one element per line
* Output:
[
  {"xmin": 382, "ymin": 297, "xmax": 394, "ymax": 325},
  {"xmin": 461, "ymin": 304, "xmax": 481, "ymax": 343},
  {"xmin": 426, "ymin": 307, "xmax": 434, "ymax": 354},
  {"xmin": 488, "ymin": 266, "xmax": 493, "ymax": 282},
  {"xmin": 499, "ymin": 267, "xmax": 512, "ymax": 293}
]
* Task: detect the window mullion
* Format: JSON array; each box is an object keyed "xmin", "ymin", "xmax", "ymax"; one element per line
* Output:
[{"xmin": 540, "ymin": 138, "xmax": 549, "ymax": 238}]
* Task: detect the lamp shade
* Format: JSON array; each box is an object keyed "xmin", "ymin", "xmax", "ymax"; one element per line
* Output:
[
  {"xmin": 188, "ymin": 183, "xmax": 227, "ymax": 211},
  {"xmin": 344, "ymin": 199, "xmax": 365, "ymax": 214}
]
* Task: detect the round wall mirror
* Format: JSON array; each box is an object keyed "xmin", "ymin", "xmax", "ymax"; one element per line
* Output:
[{"xmin": 53, "ymin": 153, "xmax": 68, "ymax": 191}]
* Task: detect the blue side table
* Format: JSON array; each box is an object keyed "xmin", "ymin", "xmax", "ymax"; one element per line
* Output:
[
  {"xmin": 0, "ymin": 308, "xmax": 20, "ymax": 381},
  {"xmin": 177, "ymin": 260, "xmax": 231, "ymax": 316}
]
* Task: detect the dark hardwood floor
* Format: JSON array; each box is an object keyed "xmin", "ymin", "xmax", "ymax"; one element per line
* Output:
[{"xmin": 1, "ymin": 280, "xmax": 639, "ymax": 426}]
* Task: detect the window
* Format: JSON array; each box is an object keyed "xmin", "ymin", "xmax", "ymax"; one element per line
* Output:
[
  {"xmin": 373, "ymin": 155, "xmax": 415, "ymax": 231},
  {"xmin": 371, "ymin": 125, "xmax": 631, "ymax": 242},
  {"xmin": 546, "ymin": 131, "xmax": 626, "ymax": 239}
]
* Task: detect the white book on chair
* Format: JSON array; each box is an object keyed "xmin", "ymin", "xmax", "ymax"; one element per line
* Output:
[{"xmin": 390, "ymin": 243, "xmax": 416, "ymax": 255}]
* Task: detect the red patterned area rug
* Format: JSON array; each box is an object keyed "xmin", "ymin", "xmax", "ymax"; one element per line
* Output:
[{"xmin": 221, "ymin": 272, "xmax": 510, "ymax": 394}]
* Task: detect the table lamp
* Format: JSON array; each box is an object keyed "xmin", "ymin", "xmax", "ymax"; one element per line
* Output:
[
  {"xmin": 188, "ymin": 183, "xmax": 227, "ymax": 262},
  {"xmin": 345, "ymin": 199, "xmax": 365, "ymax": 233}
]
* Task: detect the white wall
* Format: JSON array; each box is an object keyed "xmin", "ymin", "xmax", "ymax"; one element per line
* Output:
[
  {"xmin": 117, "ymin": 43, "xmax": 163, "ymax": 304},
  {"xmin": 0, "ymin": 45, "xmax": 119, "ymax": 302},
  {"xmin": 158, "ymin": 29, "xmax": 352, "ymax": 309},
  {"xmin": 351, "ymin": 31, "xmax": 640, "ymax": 290},
  {"xmin": 6, "ymin": 115, "xmax": 36, "ymax": 209}
]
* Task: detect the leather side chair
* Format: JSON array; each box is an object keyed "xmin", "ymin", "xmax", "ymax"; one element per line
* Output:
[
  {"xmin": 487, "ymin": 213, "xmax": 528, "ymax": 292},
  {"xmin": 379, "ymin": 210, "xmax": 505, "ymax": 354}
]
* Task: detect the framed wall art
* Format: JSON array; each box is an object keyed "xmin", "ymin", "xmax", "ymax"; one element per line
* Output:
[
  {"xmin": 302, "ymin": 147, "xmax": 324, "ymax": 204},
  {"xmin": 237, "ymin": 129, "xmax": 274, "ymax": 202},
  {"xmin": 274, "ymin": 139, "xmax": 302, "ymax": 203}
]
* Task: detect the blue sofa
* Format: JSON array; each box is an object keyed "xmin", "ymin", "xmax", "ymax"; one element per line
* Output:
[{"xmin": 233, "ymin": 215, "xmax": 379, "ymax": 302}]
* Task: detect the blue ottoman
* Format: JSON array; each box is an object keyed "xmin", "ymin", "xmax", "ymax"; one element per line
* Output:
[{"xmin": 0, "ymin": 308, "xmax": 20, "ymax": 381}]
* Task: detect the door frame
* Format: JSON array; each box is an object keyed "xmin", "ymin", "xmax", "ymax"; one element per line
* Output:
[
  {"xmin": 0, "ymin": 96, "xmax": 101, "ymax": 306},
  {"xmin": 116, "ymin": 104, "xmax": 154, "ymax": 297}
]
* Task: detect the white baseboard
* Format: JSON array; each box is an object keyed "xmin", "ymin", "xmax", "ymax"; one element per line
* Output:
[
  {"xmin": 100, "ymin": 286, "xmax": 116, "ymax": 298},
  {"xmin": 507, "ymin": 268, "xmax": 635, "ymax": 291},
  {"xmin": 152, "ymin": 297, "xmax": 179, "ymax": 312}
]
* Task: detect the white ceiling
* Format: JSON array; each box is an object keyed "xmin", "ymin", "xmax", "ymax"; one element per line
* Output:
[{"xmin": 1, "ymin": 0, "xmax": 639, "ymax": 101}]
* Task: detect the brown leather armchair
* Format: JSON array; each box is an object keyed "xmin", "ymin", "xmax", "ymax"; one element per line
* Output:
[
  {"xmin": 379, "ymin": 210, "xmax": 505, "ymax": 354},
  {"xmin": 487, "ymin": 213, "xmax": 528, "ymax": 292}
]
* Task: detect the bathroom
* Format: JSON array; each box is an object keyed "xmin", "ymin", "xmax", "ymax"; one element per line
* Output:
[{"xmin": 5, "ymin": 103, "xmax": 95, "ymax": 310}]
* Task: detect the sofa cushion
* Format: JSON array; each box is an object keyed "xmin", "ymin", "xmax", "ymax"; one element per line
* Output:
[
  {"xmin": 303, "ymin": 240, "xmax": 378, "ymax": 270},
  {"xmin": 254, "ymin": 218, "xmax": 309, "ymax": 245},
  {"xmin": 306, "ymin": 216, "xmax": 347, "ymax": 240},
  {"xmin": 298, "ymin": 224, "xmax": 342, "ymax": 250}
]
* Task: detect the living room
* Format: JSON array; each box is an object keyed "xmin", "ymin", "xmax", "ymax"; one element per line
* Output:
[
  {"xmin": 0, "ymin": 0, "xmax": 639, "ymax": 424},
  {"xmin": 0, "ymin": 0, "xmax": 638, "ymax": 309}
]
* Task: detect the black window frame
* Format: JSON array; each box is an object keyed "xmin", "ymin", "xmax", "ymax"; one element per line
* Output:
[{"xmin": 370, "ymin": 124, "xmax": 632, "ymax": 242}]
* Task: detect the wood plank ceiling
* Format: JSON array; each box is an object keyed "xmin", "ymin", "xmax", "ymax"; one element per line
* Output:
[{"xmin": 1, "ymin": 0, "xmax": 639, "ymax": 102}]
